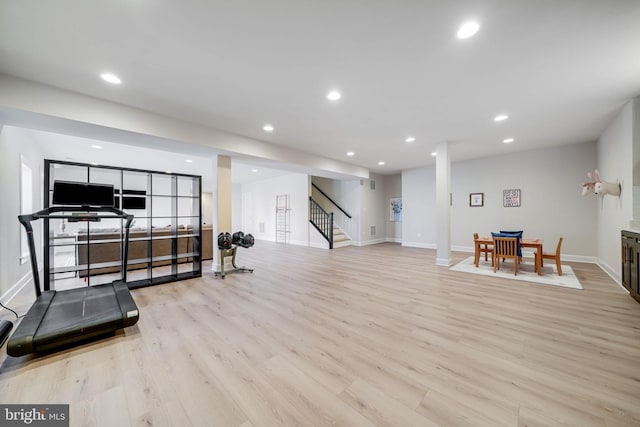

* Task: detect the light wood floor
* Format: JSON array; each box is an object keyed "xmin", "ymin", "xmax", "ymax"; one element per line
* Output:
[{"xmin": 1, "ymin": 242, "xmax": 639, "ymax": 427}]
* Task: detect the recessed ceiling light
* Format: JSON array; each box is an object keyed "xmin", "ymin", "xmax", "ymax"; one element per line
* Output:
[
  {"xmin": 494, "ymin": 114, "xmax": 509, "ymax": 122},
  {"xmin": 405, "ymin": 136, "xmax": 416, "ymax": 143},
  {"xmin": 185, "ymin": 159, "xmax": 193, "ymax": 163},
  {"xmin": 327, "ymin": 90, "xmax": 341, "ymax": 101},
  {"xmin": 90, "ymin": 162, "xmax": 99, "ymax": 166},
  {"xmin": 91, "ymin": 145, "xmax": 103, "ymax": 149},
  {"xmin": 503, "ymin": 138, "xmax": 515, "ymax": 143},
  {"xmin": 100, "ymin": 73, "xmax": 121, "ymax": 84},
  {"xmin": 251, "ymin": 169, "xmax": 258, "ymax": 173},
  {"xmin": 378, "ymin": 161, "xmax": 385, "ymax": 166},
  {"xmin": 263, "ymin": 124, "xmax": 274, "ymax": 132},
  {"xmin": 347, "ymin": 151, "xmax": 355, "ymax": 156},
  {"xmin": 166, "ymin": 171, "xmax": 172, "ymax": 174},
  {"xmin": 431, "ymin": 152, "xmax": 437, "ymax": 156},
  {"xmin": 457, "ymin": 21, "xmax": 480, "ymax": 39}
]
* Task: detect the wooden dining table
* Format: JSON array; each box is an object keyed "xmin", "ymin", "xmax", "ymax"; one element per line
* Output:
[{"xmin": 474, "ymin": 236, "xmax": 544, "ymax": 275}]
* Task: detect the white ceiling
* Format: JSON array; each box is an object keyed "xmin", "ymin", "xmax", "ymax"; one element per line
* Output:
[
  {"xmin": 1, "ymin": 1, "xmax": 640, "ymax": 175},
  {"xmin": 26, "ymin": 128, "xmax": 290, "ymax": 187}
]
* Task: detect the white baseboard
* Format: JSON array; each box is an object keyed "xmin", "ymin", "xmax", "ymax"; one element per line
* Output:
[
  {"xmin": 402, "ymin": 242, "xmax": 437, "ymax": 249},
  {"xmin": 597, "ymin": 258, "xmax": 622, "ymax": 288},
  {"xmin": 352, "ymin": 238, "xmax": 386, "ymax": 247},
  {"xmin": 308, "ymin": 241, "xmax": 329, "ymax": 249},
  {"xmin": 288, "ymin": 239, "xmax": 310, "ymax": 247},
  {"xmin": 385, "ymin": 237, "xmax": 402, "ymax": 243},
  {"xmin": 436, "ymin": 258, "xmax": 453, "ymax": 266},
  {"xmin": 563, "ymin": 254, "xmax": 598, "ymax": 263},
  {"xmin": 1, "ymin": 272, "xmax": 32, "ymax": 311}
]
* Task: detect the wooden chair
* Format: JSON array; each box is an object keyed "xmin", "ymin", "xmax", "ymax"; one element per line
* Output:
[
  {"xmin": 493, "ymin": 236, "xmax": 520, "ymax": 275},
  {"xmin": 473, "ymin": 233, "xmax": 492, "ymax": 267},
  {"xmin": 539, "ymin": 237, "xmax": 564, "ymax": 276}
]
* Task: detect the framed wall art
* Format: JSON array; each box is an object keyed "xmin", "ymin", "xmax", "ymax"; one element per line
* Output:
[
  {"xmin": 469, "ymin": 193, "xmax": 484, "ymax": 207},
  {"xmin": 390, "ymin": 197, "xmax": 402, "ymax": 222},
  {"xmin": 503, "ymin": 189, "xmax": 521, "ymax": 207}
]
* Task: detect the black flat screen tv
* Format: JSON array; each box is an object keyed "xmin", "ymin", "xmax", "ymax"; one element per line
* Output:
[{"xmin": 52, "ymin": 181, "xmax": 115, "ymax": 207}]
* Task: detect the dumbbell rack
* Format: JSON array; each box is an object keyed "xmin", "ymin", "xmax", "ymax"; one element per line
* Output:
[{"xmin": 214, "ymin": 245, "xmax": 254, "ymax": 279}]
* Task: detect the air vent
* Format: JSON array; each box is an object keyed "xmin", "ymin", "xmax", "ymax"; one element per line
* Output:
[
  {"xmin": 370, "ymin": 180, "xmax": 376, "ymax": 190},
  {"xmin": 370, "ymin": 225, "xmax": 376, "ymax": 236}
]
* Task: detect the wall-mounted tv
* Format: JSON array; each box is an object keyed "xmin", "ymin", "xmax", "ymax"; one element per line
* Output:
[{"xmin": 52, "ymin": 181, "xmax": 115, "ymax": 207}]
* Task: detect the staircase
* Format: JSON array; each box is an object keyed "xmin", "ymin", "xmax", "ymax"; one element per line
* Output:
[
  {"xmin": 332, "ymin": 224, "xmax": 351, "ymax": 248},
  {"xmin": 309, "ymin": 197, "xmax": 352, "ymax": 249}
]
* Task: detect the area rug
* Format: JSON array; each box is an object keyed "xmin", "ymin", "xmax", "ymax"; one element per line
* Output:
[{"xmin": 450, "ymin": 256, "xmax": 583, "ymax": 290}]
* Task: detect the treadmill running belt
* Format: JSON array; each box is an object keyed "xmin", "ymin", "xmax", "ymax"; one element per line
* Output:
[
  {"xmin": 35, "ymin": 285, "xmax": 123, "ymax": 347},
  {"xmin": 7, "ymin": 283, "xmax": 139, "ymax": 356}
]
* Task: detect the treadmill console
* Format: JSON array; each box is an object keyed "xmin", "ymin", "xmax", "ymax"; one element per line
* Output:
[{"xmin": 68, "ymin": 212, "xmax": 101, "ymax": 222}]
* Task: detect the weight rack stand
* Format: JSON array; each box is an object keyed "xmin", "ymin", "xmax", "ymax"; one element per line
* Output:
[{"xmin": 214, "ymin": 246, "xmax": 254, "ymax": 279}]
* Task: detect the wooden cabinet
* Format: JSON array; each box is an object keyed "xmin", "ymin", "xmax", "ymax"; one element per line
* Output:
[{"xmin": 621, "ymin": 230, "xmax": 640, "ymax": 303}]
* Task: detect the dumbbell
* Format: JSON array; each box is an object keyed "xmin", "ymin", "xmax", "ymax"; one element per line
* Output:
[
  {"xmin": 232, "ymin": 231, "xmax": 245, "ymax": 245},
  {"xmin": 239, "ymin": 233, "xmax": 255, "ymax": 248},
  {"xmin": 217, "ymin": 232, "xmax": 232, "ymax": 249}
]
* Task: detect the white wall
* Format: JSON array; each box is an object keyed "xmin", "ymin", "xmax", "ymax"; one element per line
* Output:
[
  {"xmin": 452, "ymin": 142, "xmax": 597, "ymax": 257},
  {"xmin": 0, "ymin": 125, "xmax": 44, "ymax": 297},
  {"xmin": 231, "ymin": 184, "xmax": 242, "ymax": 232},
  {"xmin": 202, "ymin": 192, "xmax": 214, "ymax": 226},
  {"xmin": 634, "ymin": 97, "xmax": 640, "ymax": 222},
  {"xmin": 401, "ymin": 166, "xmax": 437, "ymax": 248},
  {"xmin": 383, "ymin": 174, "xmax": 402, "ymax": 242},
  {"xmin": 311, "ymin": 177, "xmax": 341, "ymax": 216},
  {"xmin": 597, "ymin": 100, "xmax": 634, "ymax": 281},
  {"xmin": 359, "ymin": 173, "xmax": 387, "ymax": 245},
  {"xmin": 402, "ymin": 142, "xmax": 598, "ymax": 257},
  {"xmin": 241, "ymin": 173, "xmax": 309, "ymax": 245}
]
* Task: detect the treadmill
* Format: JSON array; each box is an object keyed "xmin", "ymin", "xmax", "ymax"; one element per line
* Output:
[{"xmin": 7, "ymin": 183, "xmax": 140, "ymax": 357}]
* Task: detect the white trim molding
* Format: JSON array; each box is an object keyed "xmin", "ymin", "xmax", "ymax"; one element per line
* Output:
[
  {"xmin": 1, "ymin": 271, "xmax": 32, "ymax": 311},
  {"xmin": 308, "ymin": 241, "xmax": 330, "ymax": 249},
  {"xmin": 436, "ymin": 257, "xmax": 452, "ymax": 266},
  {"xmin": 402, "ymin": 242, "xmax": 437, "ymax": 249},
  {"xmin": 353, "ymin": 238, "xmax": 387, "ymax": 247},
  {"xmin": 597, "ymin": 258, "xmax": 622, "ymax": 288}
]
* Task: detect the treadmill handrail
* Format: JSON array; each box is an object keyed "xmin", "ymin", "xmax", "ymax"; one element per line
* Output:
[
  {"xmin": 20, "ymin": 205, "xmax": 134, "ymax": 221},
  {"xmin": 18, "ymin": 205, "xmax": 135, "ymax": 298}
]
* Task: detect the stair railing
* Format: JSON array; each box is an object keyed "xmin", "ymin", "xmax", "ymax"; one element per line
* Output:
[
  {"xmin": 309, "ymin": 197, "xmax": 333, "ymax": 249},
  {"xmin": 311, "ymin": 183, "xmax": 352, "ymax": 218}
]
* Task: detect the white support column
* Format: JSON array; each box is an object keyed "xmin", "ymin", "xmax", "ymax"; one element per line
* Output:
[
  {"xmin": 435, "ymin": 142, "xmax": 452, "ymax": 266},
  {"xmin": 213, "ymin": 155, "xmax": 232, "ymax": 272},
  {"xmin": 216, "ymin": 155, "xmax": 232, "ymax": 233}
]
